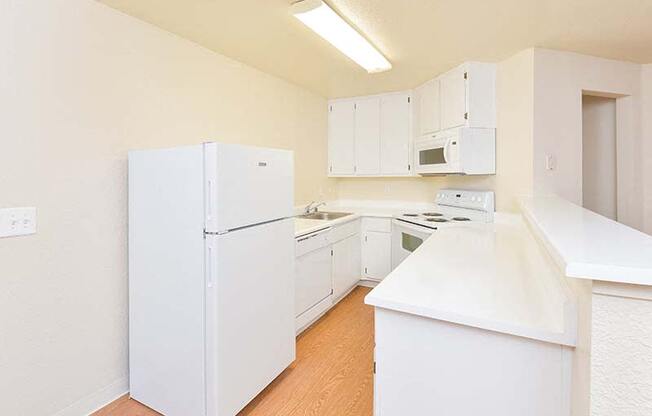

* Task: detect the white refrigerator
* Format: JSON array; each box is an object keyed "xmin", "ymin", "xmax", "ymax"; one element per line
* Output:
[{"xmin": 128, "ymin": 142, "xmax": 295, "ymax": 416}]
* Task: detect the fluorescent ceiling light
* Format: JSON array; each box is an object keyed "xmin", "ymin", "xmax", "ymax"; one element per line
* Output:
[{"xmin": 290, "ymin": 0, "xmax": 392, "ymax": 73}]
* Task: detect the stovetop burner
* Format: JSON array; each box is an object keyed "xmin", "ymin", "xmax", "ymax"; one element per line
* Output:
[
  {"xmin": 452, "ymin": 217, "xmax": 471, "ymax": 221},
  {"xmin": 403, "ymin": 213, "xmax": 419, "ymax": 217},
  {"xmin": 422, "ymin": 212, "xmax": 443, "ymax": 217},
  {"xmin": 426, "ymin": 218, "xmax": 448, "ymax": 223}
]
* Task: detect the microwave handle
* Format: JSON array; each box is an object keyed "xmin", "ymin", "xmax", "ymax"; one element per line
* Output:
[{"xmin": 443, "ymin": 138, "xmax": 450, "ymax": 163}]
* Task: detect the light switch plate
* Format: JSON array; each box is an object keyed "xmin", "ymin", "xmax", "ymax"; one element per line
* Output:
[
  {"xmin": 545, "ymin": 154, "xmax": 556, "ymax": 171},
  {"xmin": 0, "ymin": 207, "xmax": 37, "ymax": 238}
]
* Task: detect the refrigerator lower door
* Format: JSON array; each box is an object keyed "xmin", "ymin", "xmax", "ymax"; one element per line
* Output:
[
  {"xmin": 204, "ymin": 142, "xmax": 294, "ymax": 233},
  {"xmin": 205, "ymin": 218, "xmax": 295, "ymax": 416}
]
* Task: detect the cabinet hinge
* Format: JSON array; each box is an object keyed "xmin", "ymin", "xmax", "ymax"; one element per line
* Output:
[
  {"xmin": 464, "ymin": 71, "xmax": 468, "ymax": 80},
  {"xmin": 407, "ymin": 96, "xmax": 411, "ymax": 103},
  {"xmin": 408, "ymin": 164, "xmax": 411, "ymax": 171},
  {"xmin": 354, "ymin": 103, "xmax": 357, "ymax": 110},
  {"xmin": 373, "ymin": 361, "xmax": 376, "ymax": 374},
  {"xmin": 331, "ymin": 249, "xmax": 333, "ymax": 256},
  {"xmin": 365, "ymin": 235, "xmax": 368, "ymax": 242},
  {"xmin": 329, "ymin": 165, "xmax": 333, "ymax": 173},
  {"xmin": 354, "ymin": 166, "xmax": 357, "ymax": 173},
  {"xmin": 329, "ymin": 105, "xmax": 332, "ymax": 112},
  {"xmin": 464, "ymin": 112, "xmax": 469, "ymax": 120},
  {"xmin": 365, "ymin": 267, "xmax": 368, "ymax": 274}
]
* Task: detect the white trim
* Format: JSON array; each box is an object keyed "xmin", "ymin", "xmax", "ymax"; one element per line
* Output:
[
  {"xmin": 357, "ymin": 279, "xmax": 379, "ymax": 288},
  {"xmin": 296, "ymin": 295, "xmax": 333, "ymax": 335},
  {"xmin": 592, "ymin": 280, "xmax": 652, "ymax": 301},
  {"xmin": 51, "ymin": 376, "xmax": 128, "ymax": 416}
]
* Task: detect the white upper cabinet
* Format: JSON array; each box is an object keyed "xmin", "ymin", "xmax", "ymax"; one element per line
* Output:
[
  {"xmin": 354, "ymin": 97, "xmax": 381, "ymax": 175},
  {"xmin": 327, "ymin": 62, "xmax": 495, "ymax": 178},
  {"xmin": 417, "ymin": 79, "xmax": 440, "ymax": 135},
  {"xmin": 380, "ymin": 92, "xmax": 412, "ymax": 175},
  {"xmin": 440, "ymin": 66, "xmax": 467, "ymax": 130},
  {"xmin": 328, "ymin": 100, "xmax": 356, "ymax": 175},
  {"xmin": 328, "ymin": 90, "xmax": 413, "ymax": 177},
  {"xmin": 440, "ymin": 62, "xmax": 496, "ymax": 131}
]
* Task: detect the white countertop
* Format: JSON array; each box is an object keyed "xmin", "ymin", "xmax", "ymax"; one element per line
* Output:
[
  {"xmin": 294, "ymin": 200, "xmax": 437, "ymax": 237},
  {"xmin": 365, "ymin": 214, "xmax": 577, "ymax": 347},
  {"xmin": 520, "ymin": 195, "xmax": 652, "ymax": 286}
]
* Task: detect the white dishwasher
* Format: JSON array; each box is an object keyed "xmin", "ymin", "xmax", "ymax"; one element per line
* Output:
[{"xmin": 295, "ymin": 227, "xmax": 333, "ymax": 332}]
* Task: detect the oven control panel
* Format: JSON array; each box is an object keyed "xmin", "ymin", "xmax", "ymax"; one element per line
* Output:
[{"xmin": 436, "ymin": 189, "xmax": 495, "ymax": 213}]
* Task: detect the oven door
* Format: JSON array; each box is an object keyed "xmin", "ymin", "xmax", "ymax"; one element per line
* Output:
[
  {"xmin": 415, "ymin": 133, "xmax": 459, "ymax": 175},
  {"xmin": 391, "ymin": 219, "xmax": 435, "ymax": 269}
]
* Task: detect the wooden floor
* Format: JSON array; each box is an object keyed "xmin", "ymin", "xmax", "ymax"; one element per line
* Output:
[{"xmin": 94, "ymin": 286, "xmax": 374, "ymax": 416}]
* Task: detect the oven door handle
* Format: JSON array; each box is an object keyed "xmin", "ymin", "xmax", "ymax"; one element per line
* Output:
[{"xmin": 392, "ymin": 219, "xmax": 437, "ymax": 234}]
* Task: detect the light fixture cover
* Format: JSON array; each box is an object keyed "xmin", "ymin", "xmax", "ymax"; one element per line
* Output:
[{"xmin": 290, "ymin": 0, "xmax": 392, "ymax": 73}]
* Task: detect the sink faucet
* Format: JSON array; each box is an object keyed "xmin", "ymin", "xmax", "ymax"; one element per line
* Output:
[{"xmin": 304, "ymin": 201, "xmax": 326, "ymax": 215}]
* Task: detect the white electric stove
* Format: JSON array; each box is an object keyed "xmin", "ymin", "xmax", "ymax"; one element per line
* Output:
[{"xmin": 392, "ymin": 189, "xmax": 495, "ymax": 268}]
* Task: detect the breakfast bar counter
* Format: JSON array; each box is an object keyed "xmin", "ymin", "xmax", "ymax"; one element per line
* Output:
[
  {"xmin": 365, "ymin": 213, "xmax": 577, "ymax": 346},
  {"xmin": 364, "ymin": 213, "xmax": 578, "ymax": 416}
]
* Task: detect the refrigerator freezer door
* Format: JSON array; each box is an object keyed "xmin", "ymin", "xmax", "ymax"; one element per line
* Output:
[
  {"xmin": 204, "ymin": 142, "xmax": 294, "ymax": 233},
  {"xmin": 205, "ymin": 218, "xmax": 295, "ymax": 416}
]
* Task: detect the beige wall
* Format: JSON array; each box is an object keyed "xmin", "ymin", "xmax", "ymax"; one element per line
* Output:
[
  {"xmin": 0, "ymin": 1, "xmax": 333, "ymax": 415},
  {"xmin": 642, "ymin": 65, "xmax": 652, "ymax": 235},
  {"xmin": 582, "ymin": 95, "xmax": 617, "ymax": 219},
  {"xmin": 532, "ymin": 49, "xmax": 644, "ymax": 230},
  {"xmin": 337, "ymin": 49, "xmax": 535, "ymax": 213}
]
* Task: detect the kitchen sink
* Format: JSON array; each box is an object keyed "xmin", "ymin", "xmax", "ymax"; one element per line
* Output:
[{"xmin": 299, "ymin": 211, "xmax": 352, "ymax": 221}]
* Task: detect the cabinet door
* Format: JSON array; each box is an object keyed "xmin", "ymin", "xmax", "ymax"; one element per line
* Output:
[
  {"xmin": 380, "ymin": 93, "xmax": 411, "ymax": 175},
  {"xmin": 362, "ymin": 231, "xmax": 392, "ymax": 280},
  {"xmin": 332, "ymin": 233, "xmax": 361, "ymax": 300},
  {"xmin": 328, "ymin": 100, "xmax": 356, "ymax": 175},
  {"xmin": 440, "ymin": 67, "xmax": 467, "ymax": 130},
  {"xmin": 419, "ymin": 79, "xmax": 440, "ymax": 135},
  {"xmin": 354, "ymin": 97, "xmax": 381, "ymax": 174}
]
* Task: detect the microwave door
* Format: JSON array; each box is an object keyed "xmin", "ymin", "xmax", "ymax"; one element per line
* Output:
[{"xmin": 418, "ymin": 140, "xmax": 449, "ymax": 173}]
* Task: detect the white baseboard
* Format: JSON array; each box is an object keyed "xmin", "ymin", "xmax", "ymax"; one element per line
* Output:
[
  {"xmin": 357, "ymin": 279, "xmax": 379, "ymax": 288},
  {"xmin": 52, "ymin": 376, "xmax": 128, "ymax": 416}
]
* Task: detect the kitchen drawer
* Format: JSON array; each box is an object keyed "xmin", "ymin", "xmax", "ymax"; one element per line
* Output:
[
  {"xmin": 295, "ymin": 229, "xmax": 331, "ymax": 257},
  {"xmin": 330, "ymin": 219, "xmax": 360, "ymax": 243},
  {"xmin": 362, "ymin": 217, "xmax": 391, "ymax": 233}
]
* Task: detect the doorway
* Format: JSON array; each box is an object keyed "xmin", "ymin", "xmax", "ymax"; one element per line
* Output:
[{"xmin": 582, "ymin": 95, "xmax": 617, "ymax": 220}]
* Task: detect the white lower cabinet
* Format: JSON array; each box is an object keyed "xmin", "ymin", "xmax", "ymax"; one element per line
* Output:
[
  {"xmin": 361, "ymin": 218, "xmax": 392, "ymax": 281},
  {"xmin": 374, "ymin": 308, "xmax": 572, "ymax": 416},
  {"xmin": 332, "ymin": 233, "xmax": 361, "ymax": 300}
]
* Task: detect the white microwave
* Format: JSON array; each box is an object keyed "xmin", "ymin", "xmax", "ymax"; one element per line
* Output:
[{"xmin": 414, "ymin": 127, "xmax": 496, "ymax": 175}]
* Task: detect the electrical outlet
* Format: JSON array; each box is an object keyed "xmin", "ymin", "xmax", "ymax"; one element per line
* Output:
[{"xmin": 0, "ymin": 207, "xmax": 37, "ymax": 238}]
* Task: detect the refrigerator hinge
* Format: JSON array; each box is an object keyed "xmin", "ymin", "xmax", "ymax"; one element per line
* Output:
[{"xmin": 204, "ymin": 230, "xmax": 228, "ymax": 236}]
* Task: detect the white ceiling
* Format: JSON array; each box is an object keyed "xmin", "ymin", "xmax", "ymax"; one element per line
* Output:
[{"xmin": 98, "ymin": 0, "xmax": 652, "ymax": 98}]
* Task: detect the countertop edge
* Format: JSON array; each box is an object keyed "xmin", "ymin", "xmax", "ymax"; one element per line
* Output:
[
  {"xmin": 364, "ymin": 294, "xmax": 577, "ymax": 347},
  {"xmin": 519, "ymin": 194, "xmax": 652, "ymax": 286}
]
